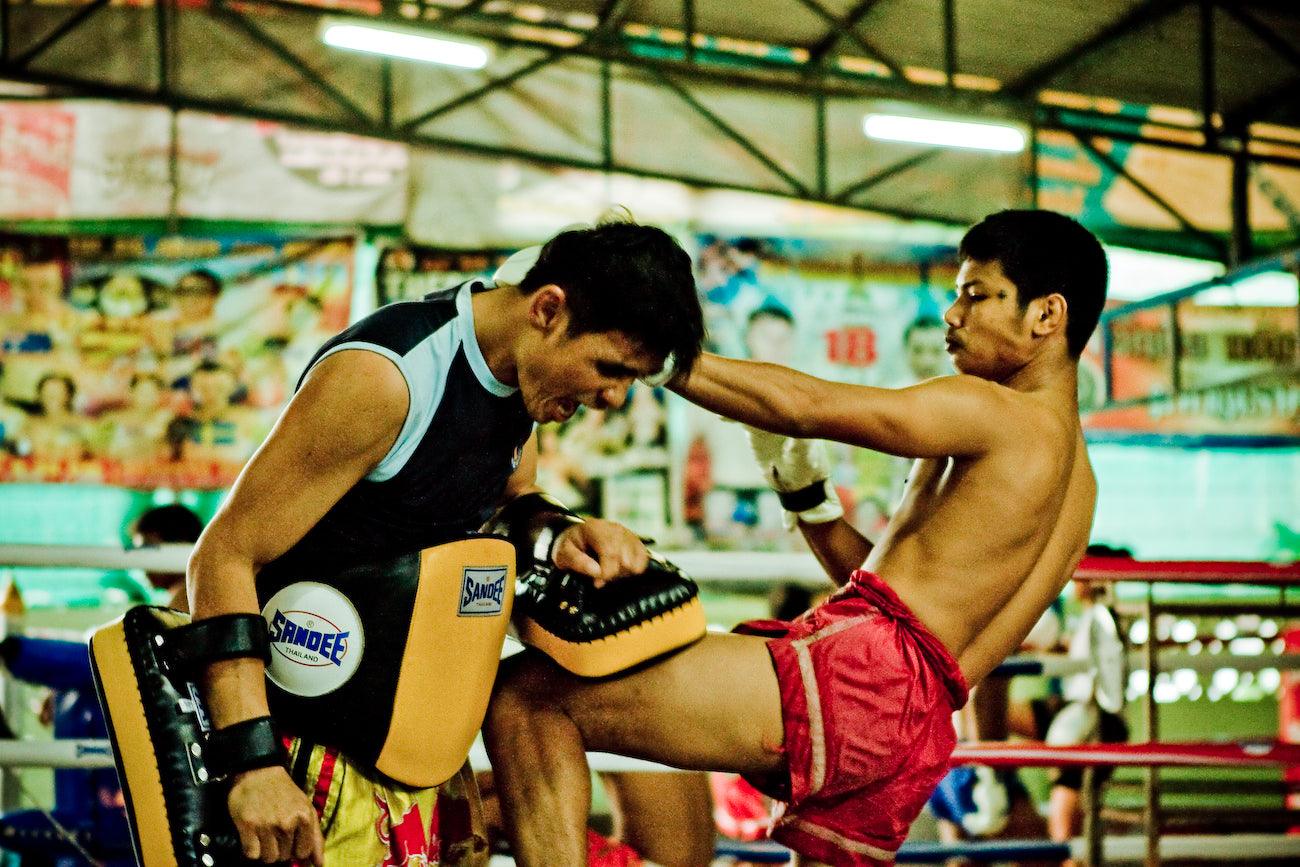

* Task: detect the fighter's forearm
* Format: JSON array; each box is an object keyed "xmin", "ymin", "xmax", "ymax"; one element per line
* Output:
[
  {"xmin": 672, "ymin": 353, "xmax": 823, "ymax": 437},
  {"xmin": 798, "ymin": 518, "xmax": 873, "ymax": 586},
  {"xmin": 188, "ymin": 541, "xmax": 272, "ymax": 728}
]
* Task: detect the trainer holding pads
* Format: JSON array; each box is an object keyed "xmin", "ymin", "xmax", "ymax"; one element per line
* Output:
[{"xmin": 97, "ymin": 220, "xmax": 706, "ymax": 867}]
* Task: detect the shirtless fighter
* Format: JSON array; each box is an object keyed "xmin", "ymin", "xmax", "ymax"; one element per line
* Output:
[{"xmin": 484, "ymin": 209, "xmax": 1108, "ymax": 866}]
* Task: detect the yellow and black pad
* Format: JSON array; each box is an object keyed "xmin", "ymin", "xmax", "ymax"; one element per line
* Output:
[
  {"xmin": 89, "ymin": 606, "xmax": 250, "ymax": 867},
  {"xmin": 90, "ymin": 535, "xmax": 515, "ymax": 866},
  {"xmin": 255, "ymin": 535, "xmax": 515, "ymax": 787},
  {"xmin": 514, "ymin": 555, "xmax": 706, "ymax": 678}
]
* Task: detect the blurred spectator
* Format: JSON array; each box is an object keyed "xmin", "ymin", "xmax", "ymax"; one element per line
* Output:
[
  {"xmin": 91, "ymin": 372, "xmax": 174, "ymax": 461},
  {"xmin": 164, "ymin": 268, "xmax": 224, "ymax": 387},
  {"xmin": 903, "ymin": 316, "xmax": 949, "ymax": 383},
  {"xmin": 692, "ymin": 304, "xmax": 796, "ymax": 545},
  {"xmin": 132, "ymin": 502, "xmax": 204, "ymax": 611},
  {"xmin": 25, "ymin": 372, "xmax": 89, "ymax": 461},
  {"xmin": 0, "ymin": 360, "xmax": 29, "ymax": 456},
  {"xmin": 166, "ymin": 361, "xmax": 263, "ymax": 465}
]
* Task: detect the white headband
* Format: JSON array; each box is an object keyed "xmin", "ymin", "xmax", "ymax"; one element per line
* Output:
[{"xmin": 492, "ymin": 245, "xmax": 543, "ymax": 286}]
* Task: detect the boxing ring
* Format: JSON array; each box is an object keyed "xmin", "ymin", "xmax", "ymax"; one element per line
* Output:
[{"xmin": 1, "ymin": 546, "xmax": 1298, "ymax": 864}]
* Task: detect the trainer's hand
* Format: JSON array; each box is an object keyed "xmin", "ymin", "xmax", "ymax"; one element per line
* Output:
[
  {"xmin": 228, "ymin": 765, "xmax": 324, "ymax": 866},
  {"xmin": 553, "ymin": 520, "xmax": 650, "ymax": 586}
]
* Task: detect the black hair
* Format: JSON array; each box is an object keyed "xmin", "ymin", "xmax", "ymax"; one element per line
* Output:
[
  {"xmin": 904, "ymin": 315, "xmax": 945, "ymax": 343},
  {"xmin": 178, "ymin": 269, "xmax": 222, "ymax": 295},
  {"xmin": 747, "ymin": 304, "xmax": 794, "ymax": 329},
  {"xmin": 958, "ymin": 210, "xmax": 1108, "ymax": 357},
  {"xmin": 518, "ymin": 220, "xmax": 705, "ymax": 373},
  {"xmin": 135, "ymin": 504, "xmax": 204, "ymax": 544},
  {"xmin": 35, "ymin": 373, "xmax": 76, "ymax": 413}
]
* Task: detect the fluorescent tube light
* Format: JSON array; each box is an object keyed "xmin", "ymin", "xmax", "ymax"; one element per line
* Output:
[
  {"xmin": 321, "ymin": 22, "xmax": 490, "ymax": 69},
  {"xmin": 863, "ymin": 113, "xmax": 1026, "ymax": 153}
]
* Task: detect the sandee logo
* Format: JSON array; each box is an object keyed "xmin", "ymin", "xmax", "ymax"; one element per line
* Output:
[
  {"xmin": 261, "ymin": 582, "xmax": 364, "ymax": 698},
  {"xmin": 268, "ymin": 609, "xmax": 350, "ymax": 667},
  {"xmin": 459, "ymin": 566, "xmax": 508, "ymax": 616}
]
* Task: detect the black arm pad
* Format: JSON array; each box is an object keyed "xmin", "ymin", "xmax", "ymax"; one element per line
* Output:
[
  {"xmin": 164, "ymin": 613, "xmax": 271, "ymax": 674},
  {"xmin": 204, "ymin": 716, "xmax": 288, "ymax": 780},
  {"xmin": 484, "ymin": 492, "xmax": 583, "ymax": 572}
]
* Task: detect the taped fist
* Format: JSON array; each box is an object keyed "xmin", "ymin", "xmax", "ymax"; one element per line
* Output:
[{"xmin": 745, "ymin": 426, "xmax": 844, "ymax": 528}]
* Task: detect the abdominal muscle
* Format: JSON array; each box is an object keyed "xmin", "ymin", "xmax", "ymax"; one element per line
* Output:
[{"xmin": 863, "ymin": 433, "xmax": 1095, "ymax": 685}]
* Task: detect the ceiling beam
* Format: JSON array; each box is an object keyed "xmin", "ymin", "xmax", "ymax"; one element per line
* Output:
[
  {"xmin": 399, "ymin": 0, "xmax": 629, "ymax": 133},
  {"xmin": 214, "ymin": 5, "xmax": 373, "ymax": 125},
  {"xmin": 227, "ymin": 0, "xmax": 1000, "ymax": 110},
  {"xmin": 0, "ymin": 64, "xmax": 965, "ymax": 228},
  {"xmin": 834, "ymin": 148, "xmax": 943, "ymax": 203},
  {"xmin": 805, "ymin": 0, "xmax": 886, "ymax": 65},
  {"xmin": 10, "ymin": 0, "xmax": 110, "ymax": 70},
  {"xmin": 1073, "ymin": 132, "xmax": 1228, "ymax": 261},
  {"xmin": 398, "ymin": 49, "xmax": 566, "ymax": 132},
  {"xmin": 644, "ymin": 65, "xmax": 810, "ymax": 196},
  {"xmin": 1004, "ymin": 0, "xmax": 1191, "ymax": 98},
  {"xmin": 788, "ymin": 0, "xmax": 903, "ymax": 78},
  {"xmin": 1219, "ymin": 2, "xmax": 1300, "ymax": 78},
  {"xmin": 437, "ymin": 0, "xmax": 493, "ymax": 27}
]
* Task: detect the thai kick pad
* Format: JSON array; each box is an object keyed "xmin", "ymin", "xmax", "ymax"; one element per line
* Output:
[
  {"xmin": 256, "ymin": 535, "xmax": 515, "ymax": 787},
  {"xmin": 89, "ymin": 606, "xmax": 247, "ymax": 867},
  {"xmin": 515, "ymin": 555, "xmax": 706, "ymax": 678}
]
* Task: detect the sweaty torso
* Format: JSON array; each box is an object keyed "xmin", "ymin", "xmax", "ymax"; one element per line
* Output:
[{"xmin": 864, "ymin": 392, "xmax": 1097, "ymax": 685}]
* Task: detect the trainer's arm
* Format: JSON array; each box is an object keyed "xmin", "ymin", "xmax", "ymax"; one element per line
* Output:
[
  {"xmin": 673, "ymin": 353, "xmax": 1010, "ymax": 458},
  {"xmin": 188, "ymin": 350, "xmax": 406, "ymax": 864},
  {"xmin": 190, "ymin": 350, "xmax": 407, "ymax": 725}
]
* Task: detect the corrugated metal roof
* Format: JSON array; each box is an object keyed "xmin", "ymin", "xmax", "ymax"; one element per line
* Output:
[{"xmin": 0, "ymin": 0, "xmax": 1296, "ymax": 254}]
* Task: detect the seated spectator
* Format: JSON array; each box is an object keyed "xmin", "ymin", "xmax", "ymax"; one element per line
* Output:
[{"xmin": 131, "ymin": 502, "xmax": 204, "ymax": 611}]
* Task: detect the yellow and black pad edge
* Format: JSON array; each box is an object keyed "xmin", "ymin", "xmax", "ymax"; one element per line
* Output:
[
  {"xmin": 514, "ymin": 557, "xmax": 707, "ymax": 678},
  {"xmin": 89, "ymin": 606, "xmax": 246, "ymax": 867}
]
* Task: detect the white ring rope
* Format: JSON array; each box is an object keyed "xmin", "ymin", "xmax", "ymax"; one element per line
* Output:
[
  {"xmin": 0, "ymin": 545, "xmax": 832, "ymax": 585},
  {"xmin": 997, "ymin": 650, "xmax": 1300, "ymax": 677},
  {"xmin": 8, "ymin": 737, "xmax": 1300, "ymax": 772},
  {"xmin": 2, "ymin": 546, "xmax": 1298, "ymax": 589}
]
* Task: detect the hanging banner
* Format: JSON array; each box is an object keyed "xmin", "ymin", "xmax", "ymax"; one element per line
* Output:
[
  {"xmin": 178, "ymin": 114, "xmax": 409, "ymax": 225},
  {"xmin": 374, "ymin": 242, "xmax": 508, "ymax": 306},
  {"xmin": 0, "ymin": 102, "xmax": 410, "ymax": 224},
  {"xmin": 678, "ymin": 235, "xmax": 956, "ymax": 550},
  {"xmin": 0, "ymin": 231, "xmax": 353, "ymax": 488},
  {"xmin": 0, "ymin": 103, "xmax": 79, "ymax": 219},
  {"xmin": 1084, "ymin": 301, "xmax": 1300, "ymax": 442}
]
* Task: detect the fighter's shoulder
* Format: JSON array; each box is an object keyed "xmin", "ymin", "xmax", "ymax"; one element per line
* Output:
[
  {"xmin": 925, "ymin": 374, "xmax": 1025, "ymax": 414},
  {"xmin": 940, "ymin": 376, "xmax": 1071, "ymax": 444}
]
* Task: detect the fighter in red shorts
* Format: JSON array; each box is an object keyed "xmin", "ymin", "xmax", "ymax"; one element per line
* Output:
[{"xmin": 484, "ymin": 210, "xmax": 1108, "ymax": 866}]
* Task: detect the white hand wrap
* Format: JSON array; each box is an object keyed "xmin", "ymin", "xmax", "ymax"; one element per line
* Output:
[
  {"xmin": 640, "ymin": 352, "xmax": 678, "ymax": 388},
  {"xmin": 745, "ymin": 426, "xmax": 843, "ymax": 529},
  {"xmin": 492, "ymin": 245, "xmax": 543, "ymax": 286}
]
